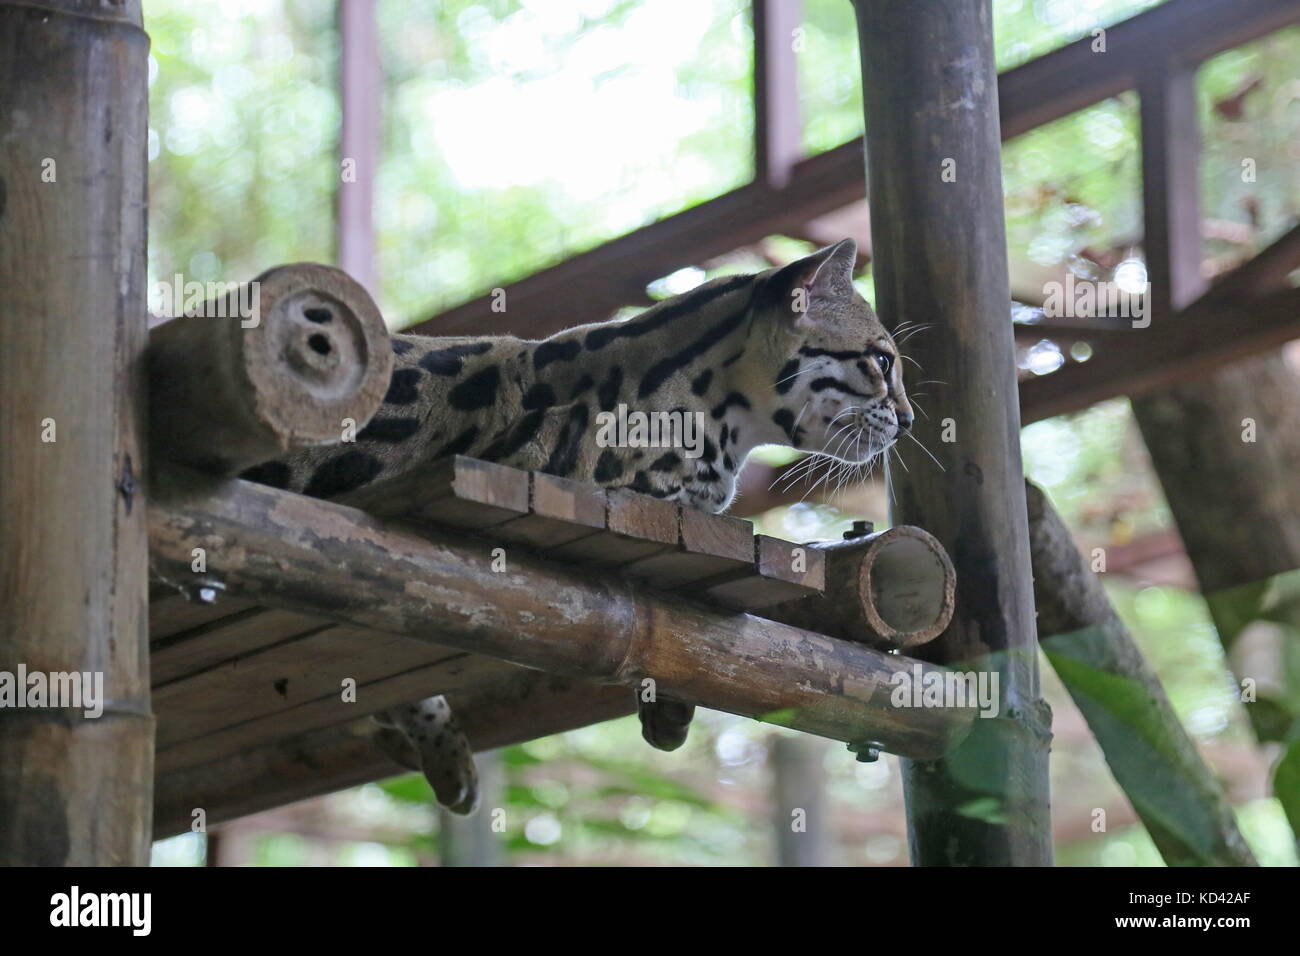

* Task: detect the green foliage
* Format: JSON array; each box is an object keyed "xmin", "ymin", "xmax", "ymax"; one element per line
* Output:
[{"xmin": 145, "ymin": 0, "xmax": 338, "ymax": 295}]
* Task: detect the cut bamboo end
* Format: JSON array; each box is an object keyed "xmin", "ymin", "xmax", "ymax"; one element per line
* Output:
[
  {"xmin": 855, "ymin": 525, "xmax": 955, "ymax": 649},
  {"xmin": 148, "ymin": 263, "xmax": 392, "ymax": 475},
  {"xmin": 763, "ymin": 527, "xmax": 955, "ymax": 651}
]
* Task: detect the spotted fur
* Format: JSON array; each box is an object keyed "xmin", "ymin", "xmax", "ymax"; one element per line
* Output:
[{"xmin": 243, "ymin": 239, "xmax": 913, "ymax": 789}]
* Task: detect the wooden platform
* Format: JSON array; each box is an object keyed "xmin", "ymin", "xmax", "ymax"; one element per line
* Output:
[{"xmin": 148, "ymin": 457, "xmax": 834, "ymax": 834}]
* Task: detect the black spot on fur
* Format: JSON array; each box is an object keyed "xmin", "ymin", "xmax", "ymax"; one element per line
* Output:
[
  {"xmin": 303, "ymin": 450, "xmax": 384, "ymax": 497},
  {"xmin": 691, "ymin": 369, "xmax": 713, "ymax": 396},
  {"xmin": 809, "ymin": 376, "xmax": 872, "ymax": 399},
  {"xmin": 775, "ymin": 359, "xmax": 801, "ymax": 394},
  {"xmin": 597, "ymin": 366, "xmax": 624, "ymax": 411},
  {"xmin": 392, "ymin": 338, "xmax": 415, "ymax": 355},
  {"xmin": 420, "ymin": 342, "xmax": 492, "ymax": 376},
  {"xmin": 800, "ymin": 345, "xmax": 866, "ymax": 361},
  {"xmin": 569, "ymin": 373, "xmax": 595, "ymax": 399},
  {"xmin": 382, "ymin": 367, "xmax": 423, "ymax": 405},
  {"xmin": 482, "ymin": 409, "xmax": 545, "ymax": 461},
  {"xmin": 637, "ymin": 288, "xmax": 758, "ymax": 399},
  {"xmin": 438, "ymin": 425, "xmax": 480, "ymax": 458},
  {"xmin": 534, "ymin": 339, "xmax": 581, "ymax": 371},
  {"xmin": 358, "ymin": 416, "xmax": 421, "ymax": 442},
  {"xmin": 523, "ymin": 382, "xmax": 557, "ymax": 410},
  {"xmin": 703, "ymin": 437, "xmax": 718, "ymax": 462},
  {"xmin": 650, "ymin": 451, "xmax": 681, "ymax": 472},
  {"xmin": 772, "ymin": 408, "xmax": 800, "ymax": 442},
  {"xmin": 711, "ymin": 392, "xmax": 751, "ymax": 419},
  {"xmin": 723, "ymin": 453, "xmax": 735, "ymax": 471},
  {"xmin": 542, "ymin": 404, "xmax": 589, "ymax": 477},
  {"xmin": 239, "ymin": 460, "xmax": 292, "ymax": 489},
  {"xmin": 448, "ymin": 366, "xmax": 501, "ymax": 410},
  {"xmin": 721, "ymin": 350, "xmax": 744, "ymax": 367},
  {"xmin": 696, "ymin": 463, "xmax": 721, "ymax": 483},
  {"xmin": 594, "ymin": 449, "xmax": 624, "ymax": 483},
  {"xmin": 584, "ymin": 274, "xmax": 754, "ymax": 351},
  {"xmin": 719, "ymin": 423, "xmax": 729, "ymax": 447}
]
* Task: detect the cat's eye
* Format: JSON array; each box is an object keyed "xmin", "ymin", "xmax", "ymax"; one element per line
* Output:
[{"xmin": 873, "ymin": 350, "xmax": 893, "ymax": 376}]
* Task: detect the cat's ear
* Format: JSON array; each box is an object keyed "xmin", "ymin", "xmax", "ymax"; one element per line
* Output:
[{"xmin": 768, "ymin": 239, "xmax": 857, "ymax": 325}]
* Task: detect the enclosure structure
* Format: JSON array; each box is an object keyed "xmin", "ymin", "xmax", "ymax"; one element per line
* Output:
[{"xmin": 1, "ymin": 0, "xmax": 1297, "ymax": 866}]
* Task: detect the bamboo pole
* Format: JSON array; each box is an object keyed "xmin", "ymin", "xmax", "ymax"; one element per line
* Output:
[
  {"xmin": 1026, "ymin": 482, "xmax": 1258, "ymax": 866},
  {"xmin": 147, "ymin": 463, "xmax": 978, "ymax": 761},
  {"xmin": 852, "ymin": 0, "xmax": 1054, "ymax": 864},
  {"xmin": 0, "ymin": 0, "xmax": 152, "ymax": 864},
  {"xmin": 148, "ymin": 263, "xmax": 392, "ymax": 475}
]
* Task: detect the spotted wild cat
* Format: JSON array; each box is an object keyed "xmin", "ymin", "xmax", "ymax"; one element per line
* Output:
[{"xmin": 240, "ymin": 238, "xmax": 913, "ymax": 812}]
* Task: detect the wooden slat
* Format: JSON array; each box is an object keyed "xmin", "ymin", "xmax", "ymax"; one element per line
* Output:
[
  {"xmin": 154, "ymin": 624, "xmax": 461, "ymax": 751},
  {"xmin": 549, "ymin": 487, "xmax": 678, "ymax": 565},
  {"xmin": 152, "ymin": 608, "xmax": 329, "ymax": 686},
  {"xmin": 490, "ymin": 472, "xmax": 606, "ymax": 550},
  {"xmin": 341, "ymin": 455, "xmax": 530, "ymax": 527},
  {"xmin": 153, "ymin": 672, "xmax": 633, "ymax": 837},
  {"xmin": 624, "ymin": 508, "xmax": 755, "ymax": 590},
  {"xmin": 704, "ymin": 534, "xmax": 827, "ymax": 609}
]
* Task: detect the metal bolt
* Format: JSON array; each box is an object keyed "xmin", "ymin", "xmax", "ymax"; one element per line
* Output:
[
  {"xmin": 848, "ymin": 740, "xmax": 883, "ymax": 762},
  {"xmin": 843, "ymin": 520, "xmax": 875, "ymax": 540}
]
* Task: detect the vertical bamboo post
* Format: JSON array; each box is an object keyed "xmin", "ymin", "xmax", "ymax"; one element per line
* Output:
[
  {"xmin": 0, "ymin": 0, "xmax": 153, "ymax": 863},
  {"xmin": 851, "ymin": 0, "xmax": 1054, "ymax": 864}
]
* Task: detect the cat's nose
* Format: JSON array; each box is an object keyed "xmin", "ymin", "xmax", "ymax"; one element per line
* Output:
[{"xmin": 896, "ymin": 410, "xmax": 913, "ymax": 433}]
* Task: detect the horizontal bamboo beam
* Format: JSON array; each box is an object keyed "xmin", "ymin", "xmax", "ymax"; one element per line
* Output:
[
  {"xmin": 148, "ymin": 263, "xmax": 392, "ymax": 475},
  {"xmin": 147, "ymin": 463, "xmax": 977, "ymax": 761},
  {"xmin": 1019, "ymin": 284, "xmax": 1300, "ymax": 423}
]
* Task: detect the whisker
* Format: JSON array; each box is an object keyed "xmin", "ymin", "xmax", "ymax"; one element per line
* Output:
[{"xmin": 905, "ymin": 430, "xmax": 946, "ymax": 471}]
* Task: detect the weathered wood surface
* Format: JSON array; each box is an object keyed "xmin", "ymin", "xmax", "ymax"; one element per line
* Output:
[
  {"xmin": 763, "ymin": 527, "xmax": 955, "ymax": 650},
  {"xmin": 149, "ymin": 262, "xmax": 392, "ymax": 475},
  {"xmin": 153, "ymin": 669, "xmax": 632, "ymax": 838},
  {"xmin": 1026, "ymin": 482, "xmax": 1258, "ymax": 866},
  {"xmin": 148, "ymin": 463, "xmax": 977, "ymax": 762},
  {"xmin": 0, "ymin": 0, "xmax": 153, "ymax": 865},
  {"xmin": 855, "ymin": 0, "xmax": 1054, "ymax": 865}
]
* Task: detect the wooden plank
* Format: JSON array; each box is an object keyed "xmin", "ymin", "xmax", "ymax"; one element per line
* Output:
[
  {"xmin": 341, "ymin": 455, "xmax": 530, "ymax": 528},
  {"xmin": 1138, "ymin": 59, "xmax": 1206, "ymax": 320},
  {"xmin": 624, "ymin": 509, "xmax": 755, "ymax": 590},
  {"xmin": 157, "ymin": 648, "xmax": 506, "ymax": 775},
  {"xmin": 549, "ymin": 487, "xmax": 678, "ymax": 565},
  {"xmin": 153, "ymin": 672, "xmax": 633, "ymax": 837},
  {"xmin": 754, "ymin": 0, "xmax": 803, "ymax": 188},
  {"xmin": 148, "ymin": 590, "xmax": 257, "ymax": 641},
  {"xmin": 151, "ymin": 608, "xmax": 328, "ymax": 685},
  {"xmin": 154, "ymin": 624, "xmax": 461, "ymax": 750},
  {"xmin": 490, "ymin": 472, "xmax": 607, "ymax": 550},
  {"xmin": 704, "ymin": 535, "xmax": 826, "ymax": 609},
  {"xmin": 1020, "ymin": 285, "xmax": 1300, "ymax": 422}
]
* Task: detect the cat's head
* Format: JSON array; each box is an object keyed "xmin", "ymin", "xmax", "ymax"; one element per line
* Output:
[{"xmin": 748, "ymin": 239, "xmax": 912, "ymax": 463}]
